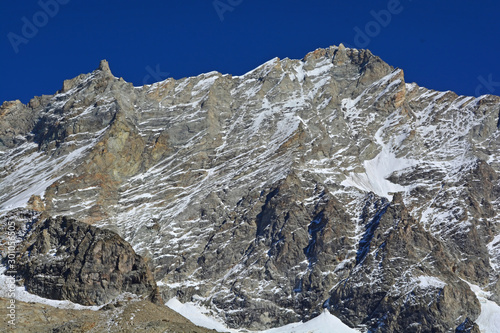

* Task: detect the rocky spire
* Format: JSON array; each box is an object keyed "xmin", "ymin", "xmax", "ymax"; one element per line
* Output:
[
  {"xmin": 98, "ymin": 59, "xmax": 111, "ymax": 73},
  {"xmin": 333, "ymin": 43, "xmax": 348, "ymax": 65}
]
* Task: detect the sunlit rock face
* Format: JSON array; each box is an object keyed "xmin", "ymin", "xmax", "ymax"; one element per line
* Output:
[{"xmin": 1, "ymin": 45, "xmax": 500, "ymax": 332}]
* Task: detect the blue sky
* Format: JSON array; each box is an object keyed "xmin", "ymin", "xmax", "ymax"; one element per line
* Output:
[{"xmin": 1, "ymin": 0, "xmax": 499, "ymax": 104}]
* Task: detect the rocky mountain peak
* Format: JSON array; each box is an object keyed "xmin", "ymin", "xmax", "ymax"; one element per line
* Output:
[{"xmin": 1, "ymin": 45, "xmax": 500, "ymax": 332}]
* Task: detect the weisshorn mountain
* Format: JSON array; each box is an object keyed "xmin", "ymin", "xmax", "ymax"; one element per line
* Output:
[{"xmin": 1, "ymin": 44, "xmax": 500, "ymax": 332}]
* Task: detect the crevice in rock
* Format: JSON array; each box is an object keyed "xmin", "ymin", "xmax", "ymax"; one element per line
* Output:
[
  {"xmin": 303, "ymin": 211, "xmax": 327, "ymax": 268},
  {"xmin": 255, "ymin": 187, "xmax": 279, "ymax": 238},
  {"xmin": 356, "ymin": 202, "xmax": 389, "ymax": 266},
  {"xmin": 497, "ymin": 108, "xmax": 500, "ymax": 129}
]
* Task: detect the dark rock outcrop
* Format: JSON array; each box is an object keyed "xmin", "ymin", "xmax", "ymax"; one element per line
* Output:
[
  {"xmin": 456, "ymin": 317, "xmax": 481, "ymax": 333},
  {"xmin": 11, "ymin": 215, "xmax": 160, "ymax": 306}
]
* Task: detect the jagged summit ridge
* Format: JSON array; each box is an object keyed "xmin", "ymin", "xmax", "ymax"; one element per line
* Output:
[{"xmin": 1, "ymin": 45, "xmax": 500, "ymax": 332}]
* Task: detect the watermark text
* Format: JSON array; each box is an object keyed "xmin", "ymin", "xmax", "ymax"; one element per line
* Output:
[
  {"xmin": 213, "ymin": 0, "xmax": 243, "ymax": 22},
  {"xmin": 5, "ymin": 219, "xmax": 17, "ymax": 326},
  {"xmin": 7, "ymin": 0, "xmax": 70, "ymax": 54}
]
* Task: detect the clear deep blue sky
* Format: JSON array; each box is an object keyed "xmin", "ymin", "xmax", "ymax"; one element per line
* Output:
[{"xmin": 1, "ymin": 0, "xmax": 499, "ymax": 104}]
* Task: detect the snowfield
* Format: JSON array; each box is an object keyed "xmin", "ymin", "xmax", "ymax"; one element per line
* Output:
[{"xmin": 166, "ymin": 297, "xmax": 360, "ymax": 333}]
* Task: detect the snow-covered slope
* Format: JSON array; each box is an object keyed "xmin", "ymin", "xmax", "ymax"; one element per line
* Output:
[
  {"xmin": 166, "ymin": 298, "xmax": 359, "ymax": 333},
  {"xmin": 465, "ymin": 281, "xmax": 500, "ymax": 333}
]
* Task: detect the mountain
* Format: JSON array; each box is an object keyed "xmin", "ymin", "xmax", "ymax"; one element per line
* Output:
[{"xmin": 1, "ymin": 44, "xmax": 499, "ymax": 332}]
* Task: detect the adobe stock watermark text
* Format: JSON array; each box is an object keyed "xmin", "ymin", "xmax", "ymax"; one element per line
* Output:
[{"xmin": 7, "ymin": 0, "xmax": 70, "ymax": 54}]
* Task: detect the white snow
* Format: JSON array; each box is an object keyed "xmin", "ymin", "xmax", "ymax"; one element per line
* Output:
[
  {"xmin": 465, "ymin": 281, "xmax": 500, "ymax": 333},
  {"xmin": 193, "ymin": 73, "xmax": 219, "ymax": 93},
  {"xmin": 291, "ymin": 62, "xmax": 305, "ymax": 82},
  {"xmin": 166, "ymin": 298, "xmax": 360, "ymax": 333},
  {"xmin": 305, "ymin": 59, "xmax": 333, "ymax": 77},
  {"xmin": 414, "ymin": 276, "xmax": 446, "ymax": 289},
  {"xmin": 341, "ymin": 151, "xmax": 413, "ymax": 200},
  {"xmin": 487, "ymin": 234, "xmax": 500, "ymax": 272},
  {"xmin": 166, "ymin": 298, "xmax": 231, "ymax": 332},
  {"xmin": 260, "ymin": 309, "xmax": 359, "ymax": 333},
  {"xmin": 341, "ymin": 115, "xmax": 417, "ymax": 200}
]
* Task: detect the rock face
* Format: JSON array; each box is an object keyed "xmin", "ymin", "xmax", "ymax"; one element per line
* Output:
[
  {"xmin": 1, "ymin": 45, "xmax": 500, "ymax": 332},
  {"xmin": 8, "ymin": 213, "xmax": 160, "ymax": 306},
  {"xmin": 329, "ymin": 193, "xmax": 481, "ymax": 331}
]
